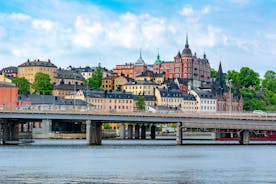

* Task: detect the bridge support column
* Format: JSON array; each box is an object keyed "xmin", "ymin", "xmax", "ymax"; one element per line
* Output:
[
  {"xmin": 239, "ymin": 130, "xmax": 250, "ymax": 145},
  {"xmin": 0, "ymin": 122, "xmax": 19, "ymax": 145},
  {"xmin": 120, "ymin": 123, "xmax": 126, "ymax": 139},
  {"xmin": 141, "ymin": 124, "xmax": 146, "ymax": 139},
  {"xmin": 128, "ymin": 124, "xmax": 133, "ymax": 139},
  {"xmin": 135, "ymin": 124, "xmax": 140, "ymax": 139},
  {"xmin": 86, "ymin": 120, "xmax": 102, "ymax": 145},
  {"xmin": 176, "ymin": 122, "xmax": 183, "ymax": 145},
  {"xmin": 150, "ymin": 125, "xmax": 156, "ymax": 139}
]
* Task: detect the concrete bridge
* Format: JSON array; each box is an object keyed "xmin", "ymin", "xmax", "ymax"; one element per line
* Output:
[{"xmin": 0, "ymin": 110, "xmax": 276, "ymax": 145}]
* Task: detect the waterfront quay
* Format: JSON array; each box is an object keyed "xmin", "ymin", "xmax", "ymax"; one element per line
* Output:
[{"xmin": 0, "ymin": 110, "xmax": 276, "ymax": 145}]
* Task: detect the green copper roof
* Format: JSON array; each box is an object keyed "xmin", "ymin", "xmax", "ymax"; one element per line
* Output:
[{"xmin": 155, "ymin": 50, "xmax": 162, "ymax": 64}]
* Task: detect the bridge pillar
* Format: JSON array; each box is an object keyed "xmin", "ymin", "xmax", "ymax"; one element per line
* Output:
[
  {"xmin": 176, "ymin": 122, "xmax": 183, "ymax": 145},
  {"xmin": 128, "ymin": 124, "xmax": 133, "ymax": 139},
  {"xmin": 135, "ymin": 124, "xmax": 140, "ymax": 139},
  {"xmin": 86, "ymin": 120, "xmax": 102, "ymax": 145},
  {"xmin": 141, "ymin": 124, "xmax": 146, "ymax": 139},
  {"xmin": 0, "ymin": 122, "xmax": 19, "ymax": 145},
  {"xmin": 150, "ymin": 125, "xmax": 156, "ymax": 139},
  {"xmin": 120, "ymin": 123, "xmax": 126, "ymax": 139},
  {"xmin": 239, "ymin": 130, "xmax": 250, "ymax": 145}
]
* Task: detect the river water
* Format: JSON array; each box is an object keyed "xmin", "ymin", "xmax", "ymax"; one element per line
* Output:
[{"xmin": 1, "ymin": 139, "xmax": 276, "ymax": 184}]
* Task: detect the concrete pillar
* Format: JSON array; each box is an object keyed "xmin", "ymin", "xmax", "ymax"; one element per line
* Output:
[
  {"xmin": 128, "ymin": 124, "xmax": 133, "ymax": 139},
  {"xmin": 176, "ymin": 122, "xmax": 183, "ymax": 145},
  {"xmin": 150, "ymin": 125, "xmax": 156, "ymax": 139},
  {"xmin": 0, "ymin": 122, "xmax": 19, "ymax": 144},
  {"xmin": 135, "ymin": 124, "xmax": 140, "ymax": 139},
  {"xmin": 239, "ymin": 130, "xmax": 250, "ymax": 145},
  {"xmin": 120, "ymin": 123, "xmax": 126, "ymax": 139},
  {"xmin": 141, "ymin": 124, "xmax": 146, "ymax": 139},
  {"xmin": 0, "ymin": 123, "xmax": 3, "ymax": 144},
  {"xmin": 86, "ymin": 120, "xmax": 102, "ymax": 145}
]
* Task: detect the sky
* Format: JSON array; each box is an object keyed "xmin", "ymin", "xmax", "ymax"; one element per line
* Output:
[{"xmin": 0, "ymin": 0, "xmax": 275, "ymax": 76}]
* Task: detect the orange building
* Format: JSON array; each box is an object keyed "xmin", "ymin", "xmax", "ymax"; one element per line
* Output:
[
  {"xmin": 0, "ymin": 82, "xmax": 18, "ymax": 110},
  {"xmin": 113, "ymin": 63, "xmax": 135, "ymax": 79}
]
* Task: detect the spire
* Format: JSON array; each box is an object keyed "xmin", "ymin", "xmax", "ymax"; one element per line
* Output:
[
  {"xmin": 136, "ymin": 48, "xmax": 145, "ymax": 65},
  {"xmin": 203, "ymin": 50, "xmax": 206, "ymax": 59},
  {"xmin": 185, "ymin": 33, "xmax": 189, "ymax": 48},
  {"xmin": 139, "ymin": 48, "xmax": 142, "ymax": 59},
  {"xmin": 155, "ymin": 48, "xmax": 161, "ymax": 64}
]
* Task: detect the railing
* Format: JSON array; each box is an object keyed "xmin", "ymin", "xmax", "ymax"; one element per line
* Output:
[{"xmin": 0, "ymin": 109, "xmax": 276, "ymax": 121}]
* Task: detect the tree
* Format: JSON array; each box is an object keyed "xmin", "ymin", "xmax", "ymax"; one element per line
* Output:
[
  {"xmin": 136, "ymin": 96, "xmax": 146, "ymax": 111},
  {"xmin": 238, "ymin": 67, "xmax": 260, "ymax": 89},
  {"xmin": 262, "ymin": 70, "xmax": 276, "ymax": 92},
  {"xmin": 12, "ymin": 77, "xmax": 30, "ymax": 94},
  {"xmin": 32, "ymin": 72, "xmax": 53, "ymax": 95},
  {"xmin": 85, "ymin": 65, "xmax": 103, "ymax": 90},
  {"xmin": 210, "ymin": 68, "xmax": 218, "ymax": 79}
]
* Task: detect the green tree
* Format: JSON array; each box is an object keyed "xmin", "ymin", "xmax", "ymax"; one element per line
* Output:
[
  {"xmin": 102, "ymin": 123, "xmax": 112, "ymax": 129},
  {"xmin": 262, "ymin": 70, "xmax": 276, "ymax": 92},
  {"xmin": 12, "ymin": 77, "xmax": 30, "ymax": 94},
  {"xmin": 238, "ymin": 67, "xmax": 260, "ymax": 89},
  {"xmin": 136, "ymin": 96, "xmax": 146, "ymax": 111},
  {"xmin": 85, "ymin": 65, "xmax": 103, "ymax": 90},
  {"xmin": 210, "ymin": 68, "xmax": 218, "ymax": 79},
  {"xmin": 32, "ymin": 72, "xmax": 53, "ymax": 95}
]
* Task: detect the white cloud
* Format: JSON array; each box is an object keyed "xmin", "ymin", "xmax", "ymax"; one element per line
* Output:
[
  {"xmin": 73, "ymin": 16, "xmax": 104, "ymax": 48},
  {"xmin": 9, "ymin": 13, "xmax": 30, "ymax": 21},
  {"xmin": 32, "ymin": 19, "xmax": 56, "ymax": 31},
  {"xmin": 201, "ymin": 6, "xmax": 211, "ymax": 14},
  {"xmin": 179, "ymin": 5, "xmax": 194, "ymax": 16}
]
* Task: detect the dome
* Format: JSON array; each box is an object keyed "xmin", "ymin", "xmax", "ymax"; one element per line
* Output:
[{"xmin": 135, "ymin": 49, "xmax": 146, "ymax": 65}]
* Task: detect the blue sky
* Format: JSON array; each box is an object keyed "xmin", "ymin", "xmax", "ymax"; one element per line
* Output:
[{"xmin": 0, "ymin": 0, "xmax": 275, "ymax": 76}]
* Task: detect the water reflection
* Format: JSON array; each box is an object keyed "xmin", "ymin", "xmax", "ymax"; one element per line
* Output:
[{"xmin": 1, "ymin": 139, "xmax": 276, "ymax": 183}]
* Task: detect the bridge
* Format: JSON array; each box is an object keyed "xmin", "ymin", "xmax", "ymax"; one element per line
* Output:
[{"xmin": 0, "ymin": 110, "xmax": 276, "ymax": 145}]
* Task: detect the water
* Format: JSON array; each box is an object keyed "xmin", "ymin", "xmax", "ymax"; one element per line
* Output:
[{"xmin": 1, "ymin": 139, "xmax": 276, "ymax": 184}]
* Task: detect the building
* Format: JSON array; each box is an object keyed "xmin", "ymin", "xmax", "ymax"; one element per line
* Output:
[
  {"xmin": 18, "ymin": 59, "xmax": 57, "ymax": 83},
  {"xmin": 68, "ymin": 65, "xmax": 111, "ymax": 79},
  {"xmin": 122, "ymin": 80, "xmax": 157, "ymax": 96},
  {"xmin": 66, "ymin": 90, "xmax": 135, "ymax": 112},
  {"xmin": 0, "ymin": 82, "xmax": 18, "ymax": 110},
  {"xmin": 54, "ymin": 68, "xmax": 84, "ymax": 86},
  {"xmin": 113, "ymin": 51, "xmax": 147, "ymax": 79},
  {"xmin": 135, "ymin": 70, "xmax": 165, "ymax": 85},
  {"xmin": 17, "ymin": 94, "xmax": 88, "ymax": 111},
  {"xmin": 0, "ymin": 66, "xmax": 18, "ymax": 78},
  {"xmin": 114, "ymin": 75, "xmax": 133, "ymax": 91},
  {"xmin": 190, "ymin": 89, "xmax": 216, "ymax": 112},
  {"xmin": 213, "ymin": 62, "xmax": 243, "ymax": 112},
  {"xmin": 52, "ymin": 83, "xmax": 87, "ymax": 98},
  {"xmin": 153, "ymin": 36, "xmax": 211, "ymax": 88},
  {"xmin": 155, "ymin": 87, "xmax": 196, "ymax": 111},
  {"xmin": 0, "ymin": 74, "xmax": 12, "ymax": 83}
]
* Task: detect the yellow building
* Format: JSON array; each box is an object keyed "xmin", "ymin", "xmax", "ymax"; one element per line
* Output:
[
  {"xmin": 0, "ymin": 74, "xmax": 12, "ymax": 83},
  {"xmin": 18, "ymin": 59, "xmax": 57, "ymax": 83},
  {"xmin": 114, "ymin": 75, "xmax": 132, "ymax": 91},
  {"xmin": 65, "ymin": 90, "xmax": 135, "ymax": 112},
  {"xmin": 102, "ymin": 76, "xmax": 114, "ymax": 91},
  {"xmin": 135, "ymin": 70, "xmax": 165, "ymax": 85},
  {"xmin": 122, "ymin": 80, "xmax": 157, "ymax": 96}
]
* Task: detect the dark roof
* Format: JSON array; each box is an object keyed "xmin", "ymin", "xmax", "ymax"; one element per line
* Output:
[
  {"xmin": 18, "ymin": 59, "xmax": 57, "ymax": 68},
  {"xmin": 18, "ymin": 94, "xmax": 87, "ymax": 106},
  {"xmin": 194, "ymin": 90, "xmax": 216, "ymax": 99},
  {"xmin": 85, "ymin": 90, "xmax": 133, "ymax": 99},
  {"xmin": 158, "ymin": 88, "xmax": 195, "ymax": 100},
  {"xmin": 125, "ymin": 80, "xmax": 156, "ymax": 85},
  {"xmin": 133, "ymin": 95, "xmax": 156, "ymax": 101},
  {"xmin": 53, "ymin": 84, "xmax": 87, "ymax": 91},
  {"xmin": 175, "ymin": 78, "xmax": 189, "ymax": 85},
  {"xmin": 1, "ymin": 66, "xmax": 18, "ymax": 74},
  {"xmin": 0, "ymin": 82, "xmax": 16, "ymax": 87},
  {"xmin": 56, "ymin": 69, "xmax": 84, "ymax": 80}
]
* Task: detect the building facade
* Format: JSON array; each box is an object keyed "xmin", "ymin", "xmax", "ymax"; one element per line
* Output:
[
  {"xmin": 0, "ymin": 82, "xmax": 18, "ymax": 110},
  {"xmin": 18, "ymin": 59, "xmax": 57, "ymax": 83},
  {"xmin": 153, "ymin": 36, "xmax": 211, "ymax": 88}
]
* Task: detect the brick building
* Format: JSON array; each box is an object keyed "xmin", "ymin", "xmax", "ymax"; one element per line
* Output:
[{"xmin": 0, "ymin": 82, "xmax": 18, "ymax": 110}]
